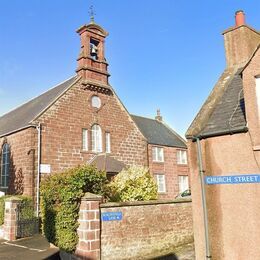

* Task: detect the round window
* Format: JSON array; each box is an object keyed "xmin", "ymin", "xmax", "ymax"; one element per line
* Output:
[{"xmin": 91, "ymin": 95, "xmax": 101, "ymax": 108}]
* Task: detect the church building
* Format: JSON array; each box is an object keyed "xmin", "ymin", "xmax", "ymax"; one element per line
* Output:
[{"xmin": 0, "ymin": 17, "xmax": 189, "ymax": 208}]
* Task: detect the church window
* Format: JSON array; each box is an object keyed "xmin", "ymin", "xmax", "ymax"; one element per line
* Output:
[
  {"xmin": 91, "ymin": 124, "xmax": 102, "ymax": 152},
  {"xmin": 1, "ymin": 143, "xmax": 10, "ymax": 188}
]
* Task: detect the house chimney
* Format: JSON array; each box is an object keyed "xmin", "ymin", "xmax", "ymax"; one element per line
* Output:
[
  {"xmin": 155, "ymin": 109, "xmax": 162, "ymax": 122},
  {"xmin": 235, "ymin": 10, "xmax": 245, "ymax": 27},
  {"xmin": 223, "ymin": 11, "xmax": 260, "ymax": 68}
]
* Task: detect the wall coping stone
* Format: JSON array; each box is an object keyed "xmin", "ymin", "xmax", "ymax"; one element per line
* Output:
[
  {"xmin": 5, "ymin": 197, "xmax": 23, "ymax": 202},
  {"xmin": 100, "ymin": 198, "xmax": 192, "ymax": 208},
  {"xmin": 81, "ymin": 192, "xmax": 103, "ymax": 201}
]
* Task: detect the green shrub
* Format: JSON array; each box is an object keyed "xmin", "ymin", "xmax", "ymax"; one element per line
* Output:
[
  {"xmin": 107, "ymin": 165, "xmax": 158, "ymax": 202},
  {"xmin": 40, "ymin": 165, "xmax": 107, "ymax": 252},
  {"xmin": 0, "ymin": 195, "xmax": 12, "ymax": 225}
]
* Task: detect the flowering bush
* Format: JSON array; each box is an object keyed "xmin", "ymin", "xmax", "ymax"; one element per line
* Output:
[{"xmin": 107, "ymin": 165, "xmax": 158, "ymax": 202}]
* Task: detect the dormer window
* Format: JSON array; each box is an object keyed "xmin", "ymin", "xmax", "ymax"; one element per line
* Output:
[{"xmin": 90, "ymin": 38, "xmax": 99, "ymax": 60}]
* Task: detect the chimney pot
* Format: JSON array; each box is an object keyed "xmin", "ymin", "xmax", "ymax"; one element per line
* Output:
[
  {"xmin": 235, "ymin": 10, "xmax": 245, "ymax": 27},
  {"xmin": 155, "ymin": 109, "xmax": 162, "ymax": 122}
]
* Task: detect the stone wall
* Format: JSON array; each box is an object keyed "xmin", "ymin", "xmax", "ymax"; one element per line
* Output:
[
  {"xmin": 75, "ymin": 194, "xmax": 103, "ymax": 260},
  {"xmin": 37, "ymin": 78, "xmax": 148, "ymax": 173},
  {"xmin": 0, "ymin": 128, "xmax": 37, "ymax": 197},
  {"xmin": 100, "ymin": 199, "xmax": 193, "ymax": 260}
]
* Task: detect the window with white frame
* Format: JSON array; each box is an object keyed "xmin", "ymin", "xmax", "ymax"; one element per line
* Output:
[
  {"xmin": 82, "ymin": 129, "xmax": 88, "ymax": 151},
  {"xmin": 152, "ymin": 147, "xmax": 164, "ymax": 162},
  {"xmin": 91, "ymin": 124, "xmax": 102, "ymax": 152},
  {"xmin": 105, "ymin": 132, "xmax": 111, "ymax": 153},
  {"xmin": 177, "ymin": 150, "xmax": 187, "ymax": 164},
  {"xmin": 1, "ymin": 143, "xmax": 10, "ymax": 188},
  {"xmin": 156, "ymin": 174, "xmax": 166, "ymax": 193},
  {"xmin": 178, "ymin": 175, "xmax": 189, "ymax": 193}
]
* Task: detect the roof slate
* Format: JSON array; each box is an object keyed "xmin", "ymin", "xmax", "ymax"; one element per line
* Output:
[
  {"xmin": 131, "ymin": 115, "xmax": 186, "ymax": 148},
  {"xmin": 199, "ymin": 69, "xmax": 246, "ymax": 136},
  {"xmin": 186, "ymin": 67, "xmax": 247, "ymax": 139},
  {"xmin": 90, "ymin": 154, "xmax": 126, "ymax": 173},
  {"xmin": 0, "ymin": 76, "xmax": 78, "ymax": 136}
]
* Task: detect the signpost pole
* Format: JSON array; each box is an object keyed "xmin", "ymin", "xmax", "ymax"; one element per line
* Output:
[{"xmin": 196, "ymin": 138, "xmax": 211, "ymax": 259}]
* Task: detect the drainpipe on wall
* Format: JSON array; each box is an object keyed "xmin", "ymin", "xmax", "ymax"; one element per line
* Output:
[
  {"xmin": 36, "ymin": 123, "xmax": 41, "ymax": 217},
  {"xmin": 196, "ymin": 137, "xmax": 212, "ymax": 259}
]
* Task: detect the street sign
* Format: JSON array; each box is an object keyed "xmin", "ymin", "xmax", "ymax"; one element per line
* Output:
[
  {"xmin": 205, "ymin": 174, "xmax": 260, "ymax": 185},
  {"xmin": 101, "ymin": 212, "xmax": 122, "ymax": 221}
]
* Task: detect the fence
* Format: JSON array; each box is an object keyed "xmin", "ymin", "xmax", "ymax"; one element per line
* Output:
[{"xmin": 3, "ymin": 197, "xmax": 39, "ymax": 241}]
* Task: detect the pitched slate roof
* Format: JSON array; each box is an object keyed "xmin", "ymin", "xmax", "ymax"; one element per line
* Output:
[
  {"xmin": 89, "ymin": 154, "xmax": 126, "ymax": 173},
  {"xmin": 0, "ymin": 76, "xmax": 78, "ymax": 136},
  {"xmin": 186, "ymin": 66, "xmax": 247, "ymax": 139},
  {"xmin": 131, "ymin": 115, "xmax": 187, "ymax": 148},
  {"xmin": 199, "ymin": 68, "xmax": 246, "ymax": 136}
]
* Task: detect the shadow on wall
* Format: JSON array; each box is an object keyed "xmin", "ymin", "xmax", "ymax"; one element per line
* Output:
[
  {"xmin": 153, "ymin": 253, "xmax": 179, "ymax": 260},
  {"xmin": 8, "ymin": 153, "xmax": 24, "ymax": 195},
  {"xmin": 204, "ymin": 139, "xmax": 223, "ymax": 258}
]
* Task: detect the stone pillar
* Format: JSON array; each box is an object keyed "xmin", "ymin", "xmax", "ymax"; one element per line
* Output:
[
  {"xmin": 3, "ymin": 197, "xmax": 22, "ymax": 241},
  {"xmin": 75, "ymin": 193, "xmax": 102, "ymax": 260}
]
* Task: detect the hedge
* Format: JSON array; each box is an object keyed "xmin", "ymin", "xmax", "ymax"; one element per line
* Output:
[{"xmin": 40, "ymin": 165, "xmax": 107, "ymax": 252}]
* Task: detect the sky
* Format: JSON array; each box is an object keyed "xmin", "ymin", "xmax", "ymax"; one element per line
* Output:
[{"xmin": 0, "ymin": 1, "xmax": 260, "ymax": 137}]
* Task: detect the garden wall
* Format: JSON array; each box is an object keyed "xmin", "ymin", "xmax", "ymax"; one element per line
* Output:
[
  {"xmin": 100, "ymin": 199, "xmax": 193, "ymax": 259},
  {"xmin": 75, "ymin": 193, "xmax": 193, "ymax": 260}
]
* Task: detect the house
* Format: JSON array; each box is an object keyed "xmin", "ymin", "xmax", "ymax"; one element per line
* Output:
[
  {"xmin": 0, "ymin": 18, "xmax": 188, "ymax": 211},
  {"xmin": 132, "ymin": 113, "xmax": 189, "ymax": 199},
  {"xmin": 186, "ymin": 11, "xmax": 260, "ymax": 259}
]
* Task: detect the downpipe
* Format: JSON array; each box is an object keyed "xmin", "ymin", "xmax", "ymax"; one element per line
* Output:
[
  {"xmin": 196, "ymin": 138, "xmax": 212, "ymax": 259},
  {"xmin": 36, "ymin": 123, "xmax": 41, "ymax": 217}
]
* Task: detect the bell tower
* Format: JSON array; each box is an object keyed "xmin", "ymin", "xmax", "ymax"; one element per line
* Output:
[{"xmin": 76, "ymin": 17, "xmax": 110, "ymax": 86}]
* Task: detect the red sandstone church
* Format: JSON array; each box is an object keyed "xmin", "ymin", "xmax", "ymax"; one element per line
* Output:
[
  {"xmin": 0, "ymin": 18, "xmax": 189, "ymax": 207},
  {"xmin": 186, "ymin": 11, "xmax": 260, "ymax": 259}
]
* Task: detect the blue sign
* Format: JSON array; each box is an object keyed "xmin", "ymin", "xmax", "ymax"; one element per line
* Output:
[
  {"xmin": 205, "ymin": 174, "xmax": 260, "ymax": 185},
  {"xmin": 102, "ymin": 212, "xmax": 122, "ymax": 221}
]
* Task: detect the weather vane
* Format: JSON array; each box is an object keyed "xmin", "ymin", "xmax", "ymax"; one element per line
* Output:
[{"xmin": 89, "ymin": 5, "xmax": 96, "ymax": 23}]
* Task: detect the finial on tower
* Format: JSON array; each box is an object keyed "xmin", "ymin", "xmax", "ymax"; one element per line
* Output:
[{"xmin": 89, "ymin": 5, "xmax": 96, "ymax": 23}]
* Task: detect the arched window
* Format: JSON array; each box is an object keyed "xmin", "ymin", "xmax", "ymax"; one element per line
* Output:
[
  {"xmin": 91, "ymin": 124, "xmax": 102, "ymax": 152},
  {"xmin": 1, "ymin": 143, "xmax": 10, "ymax": 188}
]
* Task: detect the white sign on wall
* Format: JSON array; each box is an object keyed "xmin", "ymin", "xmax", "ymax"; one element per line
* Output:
[{"xmin": 40, "ymin": 164, "xmax": 51, "ymax": 174}]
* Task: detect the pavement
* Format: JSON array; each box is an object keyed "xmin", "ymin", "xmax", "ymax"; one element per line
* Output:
[
  {"xmin": 0, "ymin": 234, "xmax": 60, "ymax": 260},
  {"xmin": 0, "ymin": 235, "xmax": 194, "ymax": 260}
]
